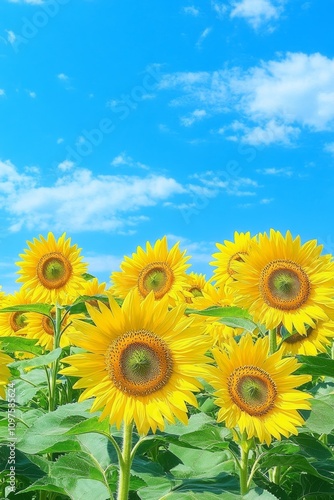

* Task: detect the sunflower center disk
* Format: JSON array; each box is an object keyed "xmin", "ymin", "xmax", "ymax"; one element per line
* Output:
[
  {"xmin": 106, "ymin": 330, "xmax": 173, "ymax": 396},
  {"xmin": 190, "ymin": 287, "xmax": 203, "ymax": 298},
  {"xmin": 42, "ymin": 316, "xmax": 55, "ymax": 336},
  {"xmin": 10, "ymin": 312, "xmax": 27, "ymax": 332},
  {"xmin": 260, "ymin": 260, "xmax": 310, "ymax": 310},
  {"xmin": 138, "ymin": 262, "xmax": 174, "ymax": 299},
  {"xmin": 228, "ymin": 366, "xmax": 277, "ymax": 416},
  {"xmin": 280, "ymin": 324, "xmax": 313, "ymax": 344},
  {"xmin": 37, "ymin": 252, "xmax": 73, "ymax": 290}
]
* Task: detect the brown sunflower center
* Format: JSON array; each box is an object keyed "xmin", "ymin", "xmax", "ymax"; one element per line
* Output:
[
  {"xmin": 42, "ymin": 315, "xmax": 55, "ymax": 336},
  {"xmin": 138, "ymin": 262, "xmax": 174, "ymax": 299},
  {"xmin": 10, "ymin": 311, "xmax": 27, "ymax": 332},
  {"xmin": 279, "ymin": 324, "xmax": 313, "ymax": 344},
  {"xmin": 259, "ymin": 260, "xmax": 310, "ymax": 311},
  {"xmin": 185, "ymin": 286, "xmax": 203, "ymax": 304},
  {"xmin": 227, "ymin": 252, "xmax": 247, "ymax": 277},
  {"xmin": 105, "ymin": 329, "xmax": 173, "ymax": 396},
  {"xmin": 228, "ymin": 365, "xmax": 277, "ymax": 416},
  {"xmin": 37, "ymin": 252, "xmax": 73, "ymax": 290}
]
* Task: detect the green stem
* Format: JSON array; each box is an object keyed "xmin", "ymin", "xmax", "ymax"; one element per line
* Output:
[
  {"xmin": 49, "ymin": 305, "xmax": 62, "ymax": 412},
  {"xmin": 117, "ymin": 422, "xmax": 134, "ymax": 500},
  {"xmin": 269, "ymin": 328, "xmax": 277, "ymax": 355},
  {"xmin": 236, "ymin": 433, "xmax": 254, "ymax": 496},
  {"xmin": 239, "ymin": 444, "xmax": 250, "ymax": 495}
]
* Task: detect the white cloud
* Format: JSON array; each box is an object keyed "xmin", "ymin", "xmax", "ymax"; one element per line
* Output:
[
  {"xmin": 161, "ymin": 70, "xmax": 229, "ymax": 110},
  {"xmin": 57, "ymin": 138, "xmax": 64, "ymax": 144},
  {"xmin": 0, "ymin": 162, "xmax": 186, "ymax": 233},
  {"xmin": 235, "ymin": 120, "xmax": 300, "ymax": 145},
  {"xmin": 189, "ymin": 171, "xmax": 258, "ymax": 197},
  {"xmin": 0, "ymin": 89, "xmax": 5, "ymax": 97},
  {"xmin": 230, "ymin": 0, "xmax": 283, "ymax": 29},
  {"xmin": 257, "ymin": 167, "xmax": 293, "ymax": 176},
  {"xmin": 110, "ymin": 152, "xmax": 149, "ymax": 170},
  {"xmin": 196, "ymin": 27, "xmax": 212, "ymax": 48},
  {"xmin": 27, "ymin": 90, "xmax": 36, "ymax": 98},
  {"xmin": 235, "ymin": 52, "xmax": 334, "ymax": 131},
  {"xmin": 180, "ymin": 109, "xmax": 207, "ymax": 126},
  {"xmin": 0, "ymin": 160, "xmax": 37, "ymax": 200},
  {"xmin": 57, "ymin": 73, "xmax": 69, "ymax": 81},
  {"xmin": 159, "ymin": 52, "xmax": 334, "ymax": 145},
  {"xmin": 211, "ymin": 1, "xmax": 228, "ymax": 18},
  {"xmin": 183, "ymin": 6, "xmax": 200, "ymax": 16},
  {"xmin": 58, "ymin": 160, "xmax": 75, "ymax": 172},
  {"xmin": 8, "ymin": 0, "xmax": 45, "ymax": 3}
]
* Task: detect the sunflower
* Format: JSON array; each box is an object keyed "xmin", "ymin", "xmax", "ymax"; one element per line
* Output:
[
  {"xmin": 181, "ymin": 273, "xmax": 207, "ymax": 305},
  {"xmin": 111, "ymin": 236, "xmax": 190, "ymax": 304},
  {"xmin": 0, "ymin": 351, "xmax": 13, "ymax": 399},
  {"xmin": 186, "ymin": 282, "xmax": 241, "ymax": 345},
  {"xmin": 211, "ymin": 232, "xmax": 257, "ymax": 288},
  {"xmin": 0, "ymin": 289, "xmax": 33, "ymax": 337},
  {"xmin": 209, "ymin": 334, "xmax": 312, "ymax": 445},
  {"xmin": 60, "ymin": 290, "xmax": 212, "ymax": 434},
  {"xmin": 68, "ymin": 277, "xmax": 108, "ymax": 308},
  {"xmin": 277, "ymin": 320, "xmax": 334, "ymax": 356},
  {"xmin": 16, "ymin": 232, "xmax": 88, "ymax": 305},
  {"xmin": 24, "ymin": 308, "xmax": 72, "ymax": 351},
  {"xmin": 230, "ymin": 230, "xmax": 334, "ymax": 335}
]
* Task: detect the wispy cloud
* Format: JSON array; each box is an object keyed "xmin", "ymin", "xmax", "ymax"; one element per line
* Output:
[
  {"xmin": 7, "ymin": 0, "xmax": 45, "ymax": 4},
  {"xmin": 0, "ymin": 89, "xmax": 6, "ymax": 97},
  {"xmin": 225, "ymin": 120, "xmax": 300, "ymax": 145},
  {"xmin": 158, "ymin": 52, "xmax": 334, "ymax": 145},
  {"xmin": 211, "ymin": 1, "xmax": 228, "ymax": 18},
  {"xmin": 0, "ymin": 159, "xmax": 266, "ymax": 235},
  {"xmin": 180, "ymin": 109, "xmax": 207, "ymax": 126},
  {"xmin": 57, "ymin": 160, "xmax": 75, "ymax": 172},
  {"xmin": 256, "ymin": 167, "xmax": 293, "ymax": 176},
  {"xmin": 0, "ymin": 161, "xmax": 186, "ymax": 233},
  {"xmin": 110, "ymin": 153, "xmax": 150, "ymax": 170},
  {"xmin": 230, "ymin": 0, "xmax": 284, "ymax": 29},
  {"xmin": 196, "ymin": 27, "xmax": 212, "ymax": 48},
  {"xmin": 186, "ymin": 171, "xmax": 259, "ymax": 200},
  {"xmin": 183, "ymin": 5, "xmax": 200, "ymax": 16}
]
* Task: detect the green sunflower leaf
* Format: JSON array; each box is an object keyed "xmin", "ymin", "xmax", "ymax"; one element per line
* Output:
[
  {"xmin": 19, "ymin": 452, "xmax": 111, "ymax": 500},
  {"xmin": 0, "ymin": 303, "xmax": 53, "ymax": 315},
  {"xmin": 295, "ymin": 355, "xmax": 334, "ymax": 377},
  {"xmin": 303, "ymin": 396, "xmax": 334, "ymax": 434},
  {"xmin": 10, "ymin": 347, "xmax": 62, "ymax": 370},
  {"xmin": 292, "ymin": 433, "xmax": 332, "ymax": 460},
  {"xmin": 0, "ymin": 336, "xmax": 43, "ymax": 355},
  {"xmin": 186, "ymin": 306, "xmax": 251, "ymax": 318}
]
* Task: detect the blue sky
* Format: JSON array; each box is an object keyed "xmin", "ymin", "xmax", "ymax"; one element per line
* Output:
[{"xmin": 1, "ymin": 0, "xmax": 334, "ymax": 293}]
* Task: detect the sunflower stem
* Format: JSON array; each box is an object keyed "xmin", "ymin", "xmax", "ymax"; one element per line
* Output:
[
  {"xmin": 238, "ymin": 436, "xmax": 253, "ymax": 495},
  {"xmin": 117, "ymin": 422, "xmax": 134, "ymax": 500},
  {"xmin": 269, "ymin": 328, "xmax": 277, "ymax": 354},
  {"xmin": 48, "ymin": 304, "xmax": 62, "ymax": 412}
]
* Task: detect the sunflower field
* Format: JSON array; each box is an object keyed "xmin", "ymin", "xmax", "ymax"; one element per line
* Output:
[{"xmin": 0, "ymin": 230, "xmax": 334, "ymax": 500}]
